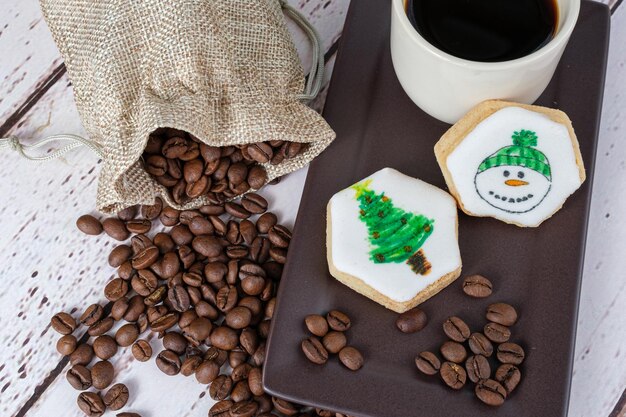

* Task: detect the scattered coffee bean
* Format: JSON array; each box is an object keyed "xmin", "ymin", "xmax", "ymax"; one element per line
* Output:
[
  {"xmin": 93, "ymin": 335, "xmax": 118, "ymax": 360},
  {"xmin": 465, "ymin": 354, "xmax": 491, "ymax": 383},
  {"xmin": 440, "ymin": 341, "xmax": 467, "ymax": 363},
  {"xmin": 51, "ymin": 312, "xmax": 77, "ymax": 335},
  {"xmin": 483, "ymin": 322, "xmax": 511, "ymax": 343},
  {"xmin": 88, "ymin": 317, "xmax": 115, "ymax": 337},
  {"xmin": 231, "ymin": 400, "xmax": 258, "ymax": 417},
  {"xmin": 156, "ymin": 349, "xmax": 181, "ymax": 376},
  {"xmin": 77, "ymin": 391, "xmax": 105, "ymax": 417},
  {"xmin": 486, "ymin": 303, "xmax": 518, "ymax": 326},
  {"xmin": 326, "ymin": 310, "xmax": 351, "ymax": 332},
  {"xmin": 80, "ymin": 304, "xmax": 104, "ymax": 326},
  {"xmin": 76, "ymin": 215, "xmax": 103, "ymax": 235},
  {"xmin": 67, "ymin": 365, "xmax": 92, "ymax": 390},
  {"xmin": 396, "ymin": 307, "xmax": 428, "ymax": 333},
  {"xmin": 462, "ymin": 274, "xmax": 493, "ymax": 298},
  {"xmin": 115, "ymin": 323, "xmax": 139, "ymax": 347},
  {"xmin": 195, "ymin": 360, "xmax": 219, "ymax": 384},
  {"xmin": 415, "ymin": 351, "xmax": 441, "ymax": 376},
  {"xmin": 248, "ymin": 367, "xmax": 264, "ymax": 396},
  {"xmin": 131, "ymin": 339, "xmax": 152, "ymax": 362},
  {"xmin": 301, "ymin": 337, "xmax": 328, "ymax": 365},
  {"xmin": 440, "ymin": 361, "xmax": 467, "ymax": 389},
  {"xmin": 322, "ymin": 331, "xmax": 347, "ymax": 354},
  {"xmin": 495, "ymin": 363, "xmax": 521, "ymax": 393},
  {"xmin": 210, "ymin": 326, "xmax": 239, "ymax": 351},
  {"xmin": 496, "ymin": 342, "xmax": 525, "ymax": 365},
  {"xmin": 468, "ymin": 332, "xmax": 494, "ymax": 357},
  {"xmin": 56, "ymin": 334, "xmax": 78, "ymax": 356},
  {"xmin": 475, "ymin": 379, "xmax": 507, "ymax": 406},
  {"xmin": 92, "ymin": 360, "xmax": 115, "ymax": 389},
  {"xmin": 338, "ymin": 346, "xmax": 364, "ymax": 371},
  {"xmin": 70, "ymin": 343, "xmax": 94, "ymax": 366},
  {"xmin": 272, "ymin": 397, "xmax": 299, "ymax": 416},
  {"xmin": 209, "ymin": 399, "xmax": 234, "ymax": 417},
  {"xmin": 103, "ymin": 218, "xmax": 130, "ymax": 241},
  {"xmin": 103, "ymin": 383, "xmax": 129, "ymax": 410},
  {"xmin": 305, "ymin": 314, "xmax": 329, "ymax": 337},
  {"xmin": 117, "ymin": 413, "xmax": 142, "ymax": 417},
  {"xmin": 442, "ymin": 316, "xmax": 470, "ymax": 342},
  {"xmin": 210, "ymin": 375, "xmax": 234, "ymax": 400},
  {"xmin": 109, "ymin": 244, "xmax": 132, "ymax": 267}
]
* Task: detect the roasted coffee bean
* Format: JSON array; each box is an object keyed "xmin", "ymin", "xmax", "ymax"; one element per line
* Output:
[
  {"xmin": 230, "ymin": 400, "xmax": 258, "ymax": 417},
  {"xmin": 484, "ymin": 322, "xmax": 511, "ymax": 343},
  {"xmin": 183, "ymin": 158, "xmax": 204, "ymax": 183},
  {"xmin": 160, "ymin": 206, "xmax": 180, "ymax": 226},
  {"xmin": 109, "ymin": 245, "xmax": 132, "ymax": 267},
  {"xmin": 200, "ymin": 203, "xmax": 225, "ymax": 216},
  {"xmin": 180, "ymin": 141, "xmax": 200, "ymax": 161},
  {"xmin": 241, "ymin": 193, "xmax": 267, "ymax": 214},
  {"xmin": 163, "ymin": 332, "xmax": 188, "ymax": 354},
  {"xmin": 209, "ymin": 400, "xmax": 234, "ymax": 417},
  {"xmin": 67, "ymin": 365, "xmax": 92, "ymax": 390},
  {"xmin": 440, "ymin": 361, "xmax": 467, "ymax": 390},
  {"xmin": 188, "ymin": 216, "xmax": 214, "ymax": 236},
  {"xmin": 156, "ymin": 349, "xmax": 181, "ymax": 375},
  {"xmin": 88, "ymin": 317, "xmax": 115, "ymax": 337},
  {"xmin": 195, "ymin": 300, "xmax": 219, "ymax": 320},
  {"xmin": 443, "ymin": 316, "xmax": 471, "ymax": 342},
  {"xmin": 440, "ymin": 341, "xmax": 467, "ymax": 363},
  {"xmin": 195, "ymin": 360, "xmax": 220, "ymax": 384},
  {"xmin": 205, "ymin": 262, "xmax": 228, "ymax": 283},
  {"xmin": 216, "ymin": 285, "xmax": 238, "ymax": 312},
  {"xmin": 338, "ymin": 346, "xmax": 364, "ymax": 371},
  {"xmin": 103, "ymin": 218, "xmax": 130, "ymax": 241},
  {"xmin": 322, "ymin": 331, "xmax": 347, "ymax": 354},
  {"xmin": 301, "ymin": 337, "xmax": 328, "ymax": 365},
  {"xmin": 184, "ymin": 317, "xmax": 212, "ymax": 346},
  {"xmin": 57, "ymin": 334, "xmax": 78, "ymax": 356},
  {"xmin": 179, "ymin": 309, "xmax": 199, "ymax": 329},
  {"xmin": 486, "ymin": 303, "xmax": 518, "ymax": 326},
  {"xmin": 93, "ymin": 335, "xmax": 118, "ymax": 360},
  {"xmin": 227, "ymin": 244, "xmax": 249, "ymax": 259},
  {"xmin": 192, "ymin": 235, "xmax": 222, "ymax": 257},
  {"xmin": 247, "ymin": 142, "xmax": 273, "ymax": 163},
  {"xmin": 150, "ymin": 312, "xmax": 179, "ymax": 332},
  {"xmin": 495, "ymin": 364, "xmax": 521, "ymax": 393},
  {"xmin": 116, "ymin": 413, "xmax": 142, "ymax": 417},
  {"xmin": 80, "ymin": 304, "xmax": 104, "ymax": 326},
  {"xmin": 231, "ymin": 380, "xmax": 253, "ymax": 402},
  {"xmin": 250, "ymin": 236, "xmax": 271, "ymax": 263},
  {"xmin": 187, "ymin": 176, "xmax": 211, "ymax": 198},
  {"xmin": 225, "ymin": 202, "xmax": 251, "ymax": 219},
  {"xmin": 76, "ymin": 215, "xmax": 103, "ymax": 235},
  {"xmin": 225, "ymin": 306, "xmax": 252, "ymax": 329},
  {"xmin": 268, "ymin": 225, "xmax": 291, "ymax": 248},
  {"xmin": 241, "ymin": 275, "xmax": 265, "ymax": 296},
  {"xmin": 168, "ymin": 285, "xmax": 190, "ymax": 312},
  {"xmin": 180, "ymin": 210, "xmax": 202, "ymax": 225},
  {"xmin": 210, "ymin": 326, "xmax": 239, "ymax": 350},
  {"xmin": 496, "ymin": 342, "xmax": 525, "ymax": 365},
  {"xmin": 395, "ymin": 307, "xmax": 428, "ymax": 333},
  {"xmin": 146, "ymin": 154, "xmax": 168, "ymax": 176},
  {"xmin": 70, "ymin": 343, "xmax": 94, "ymax": 366},
  {"xmin": 118, "ymin": 261, "xmax": 135, "ymax": 280},
  {"xmin": 238, "ymin": 220, "xmax": 257, "ymax": 245},
  {"xmin": 171, "ymin": 224, "xmax": 194, "ymax": 246},
  {"xmin": 240, "ymin": 328, "xmax": 259, "ymax": 356},
  {"xmin": 272, "ymin": 397, "xmax": 298, "ymax": 416},
  {"xmin": 131, "ymin": 270, "xmax": 158, "ymax": 296},
  {"xmin": 131, "ymin": 339, "xmax": 152, "ymax": 362},
  {"xmin": 468, "ymin": 332, "xmax": 494, "ymax": 357},
  {"xmin": 251, "ymin": 342, "xmax": 265, "ymax": 366},
  {"xmin": 182, "ymin": 271, "xmax": 203, "ymax": 287},
  {"xmin": 200, "ymin": 143, "xmax": 222, "ymax": 163},
  {"xmin": 305, "ymin": 314, "xmax": 329, "ymax": 337},
  {"xmin": 109, "ymin": 296, "xmax": 128, "ymax": 321},
  {"xmin": 125, "ymin": 219, "xmax": 152, "ymax": 235},
  {"xmin": 265, "ymin": 298, "xmax": 276, "ymax": 319},
  {"xmin": 475, "ymin": 379, "xmax": 507, "ymax": 406},
  {"xmin": 104, "ymin": 278, "xmax": 129, "ymax": 301},
  {"xmin": 231, "ymin": 363, "xmax": 252, "ymax": 382},
  {"xmin": 158, "ymin": 251, "xmax": 180, "ymax": 278},
  {"xmin": 92, "ymin": 360, "xmax": 115, "ymax": 389},
  {"xmin": 227, "ymin": 162, "xmax": 248, "ymax": 185},
  {"xmin": 248, "ymin": 367, "xmax": 264, "ymax": 396},
  {"xmin": 254, "ymin": 394, "xmax": 273, "ymax": 414},
  {"xmin": 123, "ymin": 295, "xmax": 145, "ymax": 322},
  {"xmin": 269, "ymin": 247, "xmax": 287, "ymax": 264},
  {"xmin": 131, "ymin": 246, "xmax": 160, "ymax": 270},
  {"xmin": 141, "ymin": 197, "xmax": 163, "ymax": 220},
  {"xmin": 210, "ymin": 374, "xmax": 234, "ymax": 400},
  {"xmin": 137, "ymin": 314, "xmax": 148, "ymax": 333},
  {"xmin": 229, "ymin": 347, "xmax": 249, "ymax": 368},
  {"xmin": 130, "ymin": 234, "xmax": 153, "ymax": 254},
  {"xmin": 466, "ymin": 354, "xmax": 491, "ymax": 383},
  {"xmin": 205, "ymin": 346, "xmax": 228, "ymax": 366},
  {"xmin": 181, "ymin": 355, "xmax": 203, "ymax": 377},
  {"xmin": 77, "ymin": 391, "xmax": 105, "ymax": 417},
  {"xmin": 255, "ymin": 213, "xmax": 276, "ymax": 235},
  {"xmin": 162, "ymin": 136, "xmax": 188, "ymax": 158},
  {"xmin": 462, "ymin": 274, "xmax": 493, "ymax": 298},
  {"xmin": 115, "ymin": 323, "xmax": 139, "ymax": 347},
  {"xmin": 327, "ymin": 310, "xmax": 351, "ymax": 332},
  {"xmin": 247, "ymin": 165, "xmax": 268, "ymax": 190},
  {"xmin": 51, "ymin": 312, "xmax": 76, "ymax": 335},
  {"xmin": 415, "ymin": 351, "xmax": 441, "ymax": 375},
  {"xmin": 103, "ymin": 383, "xmax": 129, "ymax": 411}
]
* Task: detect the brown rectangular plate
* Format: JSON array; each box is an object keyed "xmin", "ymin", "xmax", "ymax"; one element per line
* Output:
[{"xmin": 264, "ymin": 1, "xmax": 610, "ymax": 416}]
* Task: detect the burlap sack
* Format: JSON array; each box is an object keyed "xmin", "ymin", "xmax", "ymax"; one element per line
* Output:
[{"xmin": 39, "ymin": 0, "xmax": 335, "ymax": 213}]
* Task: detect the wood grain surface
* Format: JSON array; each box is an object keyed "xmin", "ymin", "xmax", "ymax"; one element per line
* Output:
[{"xmin": 0, "ymin": 0, "xmax": 623, "ymax": 416}]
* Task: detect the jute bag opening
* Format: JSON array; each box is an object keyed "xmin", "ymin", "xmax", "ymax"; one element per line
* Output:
[{"xmin": 32, "ymin": 0, "xmax": 335, "ymax": 213}]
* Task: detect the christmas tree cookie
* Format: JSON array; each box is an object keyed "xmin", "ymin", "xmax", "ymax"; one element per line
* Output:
[
  {"xmin": 435, "ymin": 100, "xmax": 585, "ymax": 227},
  {"xmin": 326, "ymin": 168, "xmax": 462, "ymax": 313}
]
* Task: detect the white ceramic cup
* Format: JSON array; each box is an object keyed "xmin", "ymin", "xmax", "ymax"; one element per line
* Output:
[{"xmin": 390, "ymin": 0, "xmax": 581, "ymax": 124}]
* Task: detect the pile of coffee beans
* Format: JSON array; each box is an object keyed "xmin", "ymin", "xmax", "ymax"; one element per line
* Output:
[
  {"xmin": 302, "ymin": 310, "xmax": 364, "ymax": 371},
  {"xmin": 65, "ymin": 194, "xmax": 353, "ymax": 417},
  {"xmin": 142, "ymin": 128, "xmax": 307, "ymax": 205},
  {"xmin": 415, "ymin": 298, "xmax": 524, "ymax": 407}
]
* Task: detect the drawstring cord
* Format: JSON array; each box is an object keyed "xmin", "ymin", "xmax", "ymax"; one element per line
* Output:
[{"xmin": 0, "ymin": 134, "xmax": 103, "ymax": 161}]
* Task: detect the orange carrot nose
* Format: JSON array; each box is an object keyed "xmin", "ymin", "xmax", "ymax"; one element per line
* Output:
[{"xmin": 505, "ymin": 179, "xmax": 529, "ymax": 186}]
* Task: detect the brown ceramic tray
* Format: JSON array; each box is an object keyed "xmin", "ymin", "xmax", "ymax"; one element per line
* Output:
[{"xmin": 264, "ymin": 1, "xmax": 610, "ymax": 416}]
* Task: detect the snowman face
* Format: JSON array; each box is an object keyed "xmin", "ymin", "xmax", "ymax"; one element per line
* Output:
[{"xmin": 474, "ymin": 165, "xmax": 551, "ymax": 213}]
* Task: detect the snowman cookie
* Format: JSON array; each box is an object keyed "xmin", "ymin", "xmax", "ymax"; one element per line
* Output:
[
  {"xmin": 435, "ymin": 100, "xmax": 585, "ymax": 227},
  {"xmin": 326, "ymin": 168, "xmax": 462, "ymax": 313}
]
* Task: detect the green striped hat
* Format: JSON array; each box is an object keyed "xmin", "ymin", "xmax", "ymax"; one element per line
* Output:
[{"xmin": 478, "ymin": 130, "xmax": 551, "ymax": 180}]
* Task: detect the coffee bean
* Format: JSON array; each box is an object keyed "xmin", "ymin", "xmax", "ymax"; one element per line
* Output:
[
  {"xmin": 131, "ymin": 246, "xmax": 160, "ymax": 270},
  {"xmin": 192, "ymin": 235, "xmax": 222, "ymax": 257},
  {"xmin": 103, "ymin": 383, "xmax": 129, "ymax": 411},
  {"xmin": 462, "ymin": 274, "xmax": 493, "ymax": 298},
  {"xmin": 167, "ymin": 285, "xmax": 190, "ymax": 312},
  {"xmin": 137, "ymin": 314, "xmax": 148, "ymax": 333},
  {"xmin": 51, "ymin": 312, "xmax": 76, "ymax": 335},
  {"xmin": 115, "ymin": 323, "xmax": 139, "ymax": 347},
  {"xmin": 80, "ymin": 304, "xmax": 104, "ymax": 326},
  {"xmin": 146, "ymin": 154, "xmax": 168, "ymax": 176},
  {"xmin": 195, "ymin": 360, "xmax": 220, "ymax": 384},
  {"xmin": 250, "ymin": 236, "xmax": 271, "ymax": 263},
  {"xmin": 227, "ymin": 244, "xmax": 249, "ymax": 259},
  {"xmin": 67, "ymin": 365, "xmax": 92, "ymax": 390},
  {"xmin": 484, "ymin": 322, "xmax": 511, "ymax": 343},
  {"xmin": 475, "ymin": 379, "xmax": 507, "ymax": 406},
  {"xmin": 216, "ymin": 285, "xmax": 238, "ymax": 312},
  {"xmin": 76, "ymin": 215, "xmax": 103, "ymax": 235},
  {"xmin": 116, "ymin": 413, "xmax": 142, "ymax": 417},
  {"xmin": 268, "ymin": 225, "xmax": 291, "ymax": 248},
  {"xmin": 88, "ymin": 317, "xmax": 115, "ymax": 337},
  {"xmin": 209, "ymin": 400, "xmax": 234, "ymax": 417},
  {"xmin": 141, "ymin": 197, "xmax": 163, "ymax": 220},
  {"xmin": 231, "ymin": 380, "xmax": 253, "ymax": 402},
  {"xmin": 225, "ymin": 306, "xmax": 252, "ymax": 329},
  {"xmin": 184, "ymin": 317, "xmax": 212, "ymax": 346},
  {"xmin": 319, "ymin": 331, "xmax": 345, "ymax": 355},
  {"xmin": 104, "ymin": 278, "xmax": 129, "ymax": 302},
  {"xmin": 225, "ymin": 202, "xmax": 251, "ymax": 219},
  {"xmin": 248, "ymin": 367, "xmax": 264, "ymax": 396},
  {"xmin": 77, "ymin": 391, "xmax": 105, "ymax": 417},
  {"xmin": 252, "ymin": 340, "xmax": 266, "ymax": 367},
  {"xmin": 496, "ymin": 342, "xmax": 525, "ymax": 365},
  {"xmin": 205, "ymin": 346, "xmax": 229, "ymax": 366},
  {"xmin": 181, "ymin": 356, "xmax": 203, "ymax": 377},
  {"xmin": 92, "ymin": 360, "xmax": 115, "ymax": 389},
  {"xmin": 241, "ymin": 193, "xmax": 268, "ymax": 214},
  {"xmin": 271, "ymin": 397, "xmax": 298, "ymax": 416},
  {"xmin": 210, "ymin": 375, "xmax": 234, "ymax": 400},
  {"xmin": 163, "ymin": 332, "xmax": 188, "ymax": 354},
  {"xmin": 160, "ymin": 206, "xmax": 180, "ymax": 226},
  {"xmin": 395, "ymin": 307, "xmax": 428, "ymax": 333},
  {"xmin": 443, "ymin": 316, "xmax": 471, "ymax": 342},
  {"xmin": 338, "ymin": 346, "xmax": 364, "ymax": 371},
  {"xmin": 162, "ymin": 136, "xmax": 188, "ymax": 158},
  {"xmin": 200, "ymin": 143, "xmax": 222, "ymax": 163},
  {"xmin": 109, "ymin": 245, "xmax": 132, "ymax": 267},
  {"xmin": 70, "ymin": 343, "xmax": 94, "ymax": 366},
  {"xmin": 150, "ymin": 312, "xmax": 179, "ymax": 333},
  {"xmin": 123, "ymin": 295, "xmax": 145, "ymax": 322},
  {"xmin": 231, "ymin": 363, "xmax": 252, "ymax": 383},
  {"xmin": 269, "ymin": 246, "xmax": 287, "ymax": 264},
  {"xmin": 265, "ymin": 298, "xmax": 276, "ymax": 319},
  {"xmin": 247, "ymin": 142, "xmax": 273, "ymax": 163},
  {"xmin": 103, "ymin": 218, "xmax": 130, "ymax": 241},
  {"xmin": 440, "ymin": 361, "xmax": 467, "ymax": 389},
  {"xmin": 468, "ymin": 332, "xmax": 494, "ymax": 357},
  {"xmin": 131, "ymin": 339, "xmax": 152, "ymax": 362},
  {"xmin": 495, "ymin": 363, "xmax": 521, "ymax": 393},
  {"xmin": 326, "ymin": 310, "xmax": 351, "ymax": 332},
  {"xmin": 465, "ymin": 354, "xmax": 491, "ymax": 383},
  {"xmin": 255, "ymin": 394, "xmax": 273, "ymax": 414},
  {"xmin": 415, "ymin": 351, "xmax": 441, "ymax": 375},
  {"xmin": 211, "ymin": 326, "xmax": 239, "ymax": 350},
  {"xmin": 227, "ymin": 162, "xmax": 248, "ymax": 185},
  {"xmin": 440, "ymin": 341, "xmax": 467, "ymax": 363},
  {"xmin": 156, "ymin": 349, "xmax": 181, "ymax": 375},
  {"xmin": 240, "ymin": 328, "xmax": 259, "ymax": 356},
  {"xmin": 247, "ymin": 165, "xmax": 268, "ymax": 190},
  {"xmin": 301, "ymin": 337, "xmax": 328, "ymax": 365},
  {"xmin": 57, "ymin": 334, "xmax": 78, "ymax": 356},
  {"xmin": 486, "ymin": 303, "xmax": 518, "ymax": 326},
  {"xmin": 93, "ymin": 335, "xmax": 118, "ymax": 360}
]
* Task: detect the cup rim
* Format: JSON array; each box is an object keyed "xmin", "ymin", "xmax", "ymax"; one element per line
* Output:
[{"xmin": 392, "ymin": 0, "xmax": 581, "ymax": 69}]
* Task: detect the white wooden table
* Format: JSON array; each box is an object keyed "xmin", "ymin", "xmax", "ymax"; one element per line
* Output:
[{"xmin": 0, "ymin": 1, "xmax": 624, "ymax": 416}]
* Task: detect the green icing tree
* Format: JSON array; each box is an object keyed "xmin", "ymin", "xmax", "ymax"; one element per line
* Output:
[{"xmin": 352, "ymin": 180, "xmax": 434, "ymax": 275}]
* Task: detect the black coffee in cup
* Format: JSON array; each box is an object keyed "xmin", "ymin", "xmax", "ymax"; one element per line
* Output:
[{"xmin": 406, "ymin": 0, "xmax": 558, "ymax": 62}]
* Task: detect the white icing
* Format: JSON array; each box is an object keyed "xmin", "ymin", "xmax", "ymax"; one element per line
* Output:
[
  {"xmin": 446, "ymin": 107, "xmax": 583, "ymax": 227},
  {"xmin": 328, "ymin": 168, "xmax": 462, "ymax": 303}
]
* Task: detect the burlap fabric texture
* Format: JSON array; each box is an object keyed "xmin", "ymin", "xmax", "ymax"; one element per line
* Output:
[{"xmin": 39, "ymin": 0, "xmax": 335, "ymax": 213}]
